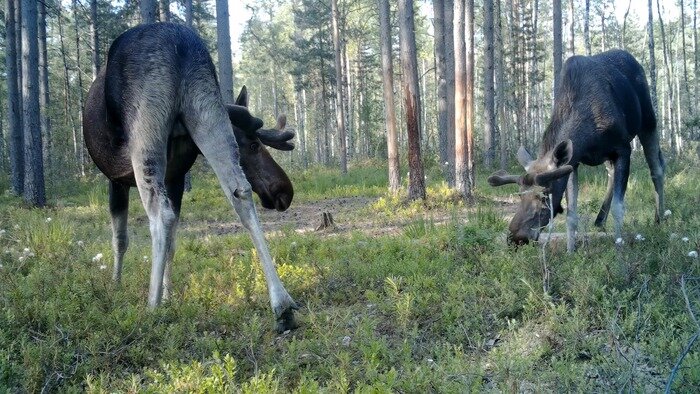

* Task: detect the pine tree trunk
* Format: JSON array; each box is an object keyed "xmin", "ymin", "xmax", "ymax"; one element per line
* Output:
[
  {"xmin": 38, "ymin": 0, "xmax": 51, "ymax": 180},
  {"xmin": 140, "ymin": 0, "xmax": 157, "ymax": 23},
  {"xmin": 330, "ymin": 0, "xmax": 348, "ymax": 174},
  {"xmin": 21, "ymin": 0, "xmax": 45, "ymax": 206},
  {"xmin": 483, "ymin": 0, "xmax": 496, "ymax": 169},
  {"xmin": 73, "ymin": 0, "xmax": 86, "ymax": 176},
  {"xmin": 5, "ymin": 0, "xmax": 24, "ymax": 195},
  {"xmin": 216, "ymin": 0, "xmax": 234, "ymax": 104},
  {"xmin": 378, "ymin": 0, "xmax": 400, "ymax": 193},
  {"xmin": 584, "ymin": 0, "xmax": 591, "ymax": 55},
  {"xmin": 656, "ymin": 0, "xmax": 677, "ymax": 155},
  {"xmin": 694, "ymin": 0, "xmax": 699, "ymax": 112},
  {"xmin": 495, "ymin": 0, "xmax": 506, "ymax": 169},
  {"xmin": 553, "ymin": 0, "xmax": 563, "ymax": 96},
  {"xmin": 454, "ymin": 0, "xmax": 470, "ymax": 201},
  {"xmin": 567, "ymin": 0, "xmax": 575, "ymax": 56},
  {"xmin": 444, "ymin": 0, "xmax": 455, "ymax": 186},
  {"xmin": 90, "ymin": 0, "xmax": 99, "ymax": 80},
  {"xmin": 398, "ymin": 0, "xmax": 425, "ymax": 201},
  {"xmin": 185, "ymin": 0, "xmax": 193, "ymax": 26},
  {"xmin": 434, "ymin": 0, "xmax": 449, "ymax": 177},
  {"xmin": 647, "ymin": 0, "xmax": 659, "ymax": 114},
  {"xmin": 160, "ymin": 0, "xmax": 170, "ymax": 21},
  {"xmin": 622, "ymin": 0, "xmax": 632, "ymax": 48},
  {"xmin": 465, "ymin": 0, "xmax": 475, "ymax": 200},
  {"xmin": 679, "ymin": 0, "xmax": 692, "ymax": 115}
]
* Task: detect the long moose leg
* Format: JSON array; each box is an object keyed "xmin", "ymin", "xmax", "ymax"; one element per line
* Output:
[
  {"xmin": 611, "ymin": 150, "xmax": 631, "ymax": 242},
  {"xmin": 161, "ymin": 176, "xmax": 185, "ymax": 301},
  {"xmin": 184, "ymin": 106, "xmax": 298, "ymax": 332},
  {"xmin": 638, "ymin": 132, "xmax": 665, "ymax": 223},
  {"xmin": 565, "ymin": 168, "xmax": 579, "ymax": 253},
  {"xmin": 594, "ymin": 161, "xmax": 615, "ymax": 229},
  {"xmin": 109, "ymin": 181, "xmax": 130, "ymax": 283}
]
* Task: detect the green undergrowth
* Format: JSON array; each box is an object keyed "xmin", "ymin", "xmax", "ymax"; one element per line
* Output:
[{"xmin": 1, "ymin": 155, "xmax": 699, "ymax": 392}]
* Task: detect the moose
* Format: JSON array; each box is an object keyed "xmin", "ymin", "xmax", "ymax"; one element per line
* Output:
[
  {"xmin": 83, "ymin": 23, "xmax": 299, "ymax": 332},
  {"xmin": 488, "ymin": 49, "xmax": 665, "ymax": 252}
]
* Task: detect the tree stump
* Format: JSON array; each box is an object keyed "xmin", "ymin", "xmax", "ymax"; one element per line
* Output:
[{"xmin": 316, "ymin": 212, "xmax": 337, "ymax": 231}]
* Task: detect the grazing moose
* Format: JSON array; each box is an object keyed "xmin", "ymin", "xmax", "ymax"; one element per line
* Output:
[
  {"xmin": 488, "ymin": 49, "xmax": 665, "ymax": 252},
  {"xmin": 83, "ymin": 23, "xmax": 298, "ymax": 331}
]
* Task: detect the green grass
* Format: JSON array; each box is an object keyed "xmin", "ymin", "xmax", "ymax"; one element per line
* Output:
[{"xmin": 1, "ymin": 153, "xmax": 700, "ymax": 392}]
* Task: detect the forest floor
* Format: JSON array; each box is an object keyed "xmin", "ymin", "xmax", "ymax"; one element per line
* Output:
[{"xmin": 1, "ymin": 155, "xmax": 700, "ymax": 392}]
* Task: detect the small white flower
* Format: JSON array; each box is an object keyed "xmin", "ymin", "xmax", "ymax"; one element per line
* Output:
[
  {"xmin": 664, "ymin": 209, "xmax": 672, "ymax": 217},
  {"xmin": 671, "ymin": 233, "xmax": 678, "ymax": 239},
  {"xmin": 99, "ymin": 264, "xmax": 107, "ymax": 270},
  {"xmin": 682, "ymin": 237, "xmax": 690, "ymax": 242},
  {"xmin": 0, "ymin": 263, "xmax": 3, "ymax": 269},
  {"xmin": 444, "ymin": 161, "xmax": 449, "ymax": 166},
  {"xmin": 0, "ymin": 229, "xmax": 6, "ymax": 236},
  {"xmin": 45, "ymin": 217, "xmax": 52, "ymax": 223},
  {"xmin": 28, "ymin": 252, "xmax": 35, "ymax": 257},
  {"xmin": 13, "ymin": 225, "xmax": 19, "ymax": 230},
  {"xmin": 290, "ymin": 241, "xmax": 297, "ymax": 248},
  {"xmin": 689, "ymin": 251, "xmax": 699, "ymax": 259},
  {"xmin": 92, "ymin": 253, "xmax": 104, "ymax": 263},
  {"xmin": 23, "ymin": 248, "xmax": 30, "ymax": 254},
  {"xmin": 143, "ymin": 255, "xmax": 148, "ymax": 261},
  {"xmin": 635, "ymin": 234, "xmax": 645, "ymax": 241},
  {"xmin": 341, "ymin": 336, "xmax": 351, "ymax": 347},
  {"xmin": 4, "ymin": 250, "xmax": 10, "ymax": 254},
  {"xmin": 18, "ymin": 256, "xmax": 25, "ymax": 262},
  {"xmin": 615, "ymin": 237, "xmax": 624, "ymax": 245},
  {"xmin": 77, "ymin": 240, "xmax": 85, "ymax": 247}
]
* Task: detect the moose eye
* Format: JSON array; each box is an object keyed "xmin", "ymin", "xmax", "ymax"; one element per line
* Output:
[{"xmin": 249, "ymin": 142, "xmax": 261, "ymax": 152}]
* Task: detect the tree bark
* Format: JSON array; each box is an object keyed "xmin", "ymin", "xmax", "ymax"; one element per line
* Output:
[
  {"xmin": 185, "ymin": 0, "xmax": 193, "ymax": 26},
  {"xmin": 483, "ymin": 0, "xmax": 496, "ymax": 168},
  {"xmin": 656, "ymin": 0, "xmax": 677, "ymax": 154},
  {"xmin": 647, "ymin": 0, "xmax": 658, "ymax": 113},
  {"xmin": 465, "ymin": 0, "xmax": 475, "ymax": 200},
  {"xmin": 140, "ymin": 0, "xmax": 157, "ymax": 23},
  {"xmin": 90, "ymin": 0, "xmax": 99, "ymax": 81},
  {"xmin": 398, "ymin": 0, "xmax": 425, "ymax": 200},
  {"xmin": 695, "ymin": 0, "xmax": 699, "ymax": 112},
  {"xmin": 160, "ymin": 0, "xmax": 170, "ymax": 21},
  {"xmin": 444, "ymin": 0, "xmax": 455, "ymax": 186},
  {"xmin": 39, "ymin": 0, "xmax": 51, "ymax": 178},
  {"xmin": 567, "ymin": 0, "xmax": 575, "ymax": 56},
  {"xmin": 495, "ymin": 0, "xmax": 506, "ymax": 169},
  {"xmin": 21, "ymin": 0, "xmax": 45, "ymax": 206},
  {"xmin": 679, "ymin": 0, "xmax": 692, "ymax": 115},
  {"xmin": 454, "ymin": 0, "xmax": 471, "ymax": 201},
  {"xmin": 5, "ymin": 0, "xmax": 23, "ymax": 195},
  {"xmin": 330, "ymin": 0, "xmax": 347, "ymax": 173},
  {"xmin": 378, "ymin": 0, "xmax": 400, "ymax": 193},
  {"xmin": 434, "ymin": 0, "xmax": 449, "ymax": 176},
  {"xmin": 584, "ymin": 0, "xmax": 591, "ymax": 55},
  {"xmin": 553, "ymin": 0, "xmax": 563, "ymax": 97},
  {"xmin": 216, "ymin": 0, "xmax": 234, "ymax": 104},
  {"xmin": 73, "ymin": 0, "xmax": 86, "ymax": 176}
]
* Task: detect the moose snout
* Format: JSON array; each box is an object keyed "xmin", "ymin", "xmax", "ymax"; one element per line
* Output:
[
  {"xmin": 274, "ymin": 193, "xmax": 292, "ymax": 212},
  {"xmin": 507, "ymin": 232, "xmax": 531, "ymax": 246}
]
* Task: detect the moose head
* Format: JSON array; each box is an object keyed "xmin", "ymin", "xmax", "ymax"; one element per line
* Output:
[
  {"xmin": 228, "ymin": 86, "xmax": 295, "ymax": 212},
  {"xmin": 487, "ymin": 140, "xmax": 574, "ymax": 245}
]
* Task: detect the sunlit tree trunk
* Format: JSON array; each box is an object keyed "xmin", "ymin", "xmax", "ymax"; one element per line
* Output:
[
  {"xmin": 72, "ymin": 0, "xmax": 86, "ymax": 176},
  {"xmin": 160, "ymin": 0, "xmax": 170, "ymax": 21},
  {"xmin": 90, "ymin": 0, "xmax": 99, "ymax": 81},
  {"xmin": 647, "ymin": 0, "xmax": 658, "ymax": 113},
  {"xmin": 455, "ymin": 0, "xmax": 473, "ymax": 202},
  {"xmin": 5, "ymin": 0, "xmax": 23, "ymax": 195},
  {"xmin": 584, "ymin": 0, "xmax": 591, "ymax": 55},
  {"xmin": 398, "ymin": 0, "xmax": 425, "ymax": 200},
  {"xmin": 444, "ymin": 0, "xmax": 455, "ymax": 186},
  {"xmin": 21, "ymin": 0, "xmax": 45, "ymax": 206},
  {"xmin": 495, "ymin": 0, "xmax": 507, "ymax": 169},
  {"xmin": 434, "ymin": 0, "xmax": 449, "ymax": 176},
  {"xmin": 656, "ymin": 0, "xmax": 677, "ymax": 155},
  {"xmin": 465, "ymin": 0, "xmax": 475, "ymax": 199},
  {"xmin": 330, "ymin": 0, "xmax": 347, "ymax": 173},
  {"xmin": 679, "ymin": 0, "xmax": 691, "ymax": 115},
  {"xmin": 378, "ymin": 0, "xmax": 400, "ymax": 193},
  {"xmin": 567, "ymin": 0, "xmax": 575, "ymax": 56},
  {"xmin": 695, "ymin": 0, "xmax": 699, "ymax": 112}
]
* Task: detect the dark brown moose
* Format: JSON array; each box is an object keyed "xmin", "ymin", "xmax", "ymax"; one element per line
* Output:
[
  {"xmin": 488, "ymin": 49, "xmax": 665, "ymax": 252},
  {"xmin": 83, "ymin": 23, "xmax": 298, "ymax": 332}
]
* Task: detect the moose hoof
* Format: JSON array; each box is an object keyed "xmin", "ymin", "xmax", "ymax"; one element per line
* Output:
[{"xmin": 275, "ymin": 304, "xmax": 300, "ymax": 333}]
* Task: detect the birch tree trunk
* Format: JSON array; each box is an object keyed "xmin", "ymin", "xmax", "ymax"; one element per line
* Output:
[
  {"xmin": 483, "ymin": 0, "xmax": 496, "ymax": 168},
  {"xmin": 331, "ymin": 0, "xmax": 347, "ymax": 173},
  {"xmin": 216, "ymin": 0, "xmax": 234, "ymax": 104},
  {"xmin": 679, "ymin": 0, "xmax": 691, "ymax": 114},
  {"xmin": 21, "ymin": 0, "xmax": 45, "ymax": 206},
  {"xmin": 378, "ymin": 0, "xmax": 400, "ymax": 193},
  {"xmin": 398, "ymin": 0, "xmax": 426, "ymax": 200},
  {"xmin": 5, "ymin": 0, "xmax": 23, "ymax": 195}
]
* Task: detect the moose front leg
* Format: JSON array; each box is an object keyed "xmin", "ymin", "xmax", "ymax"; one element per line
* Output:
[
  {"xmin": 594, "ymin": 161, "xmax": 615, "ymax": 229},
  {"xmin": 186, "ymin": 109, "xmax": 298, "ymax": 332},
  {"xmin": 565, "ymin": 168, "xmax": 579, "ymax": 253},
  {"xmin": 109, "ymin": 181, "xmax": 130, "ymax": 283}
]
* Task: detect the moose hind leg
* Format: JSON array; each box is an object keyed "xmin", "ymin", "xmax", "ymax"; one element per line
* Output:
[
  {"xmin": 161, "ymin": 176, "xmax": 185, "ymax": 301},
  {"xmin": 565, "ymin": 168, "xmax": 579, "ymax": 253},
  {"xmin": 611, "ymin": 152, "xmax": 631, "ymax": 242},
  {"xmin": 184, "ymin": 107, "xmax": 298, "ymax": 332},
  {"xmin": 638, "ymin": 133, "xmax": 665, "ymax": 223},
  {"xmin": 109, "ymin": 181, "xmax": 130, "ymax": 283},
  {"xmin": 594, "ymin": 161, "xmax": 615, "ymax": 229}
]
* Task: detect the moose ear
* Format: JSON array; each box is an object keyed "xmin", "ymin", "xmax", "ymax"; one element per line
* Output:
[
  {"xmin": 552, "ymin": 139, "xmax": 573, "ymax": 166},
  {"xmin": 235, "ymin": 85, "xmax": 249, "ymax": 107},
  {"xmin": 516, "ymin": 146, "xmax": 534, "ymax": 170}
]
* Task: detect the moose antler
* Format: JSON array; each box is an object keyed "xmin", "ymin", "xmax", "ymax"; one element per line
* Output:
[{"xmin": 256, "ymin": 115, "xmax": 295, "ymax": 151}]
